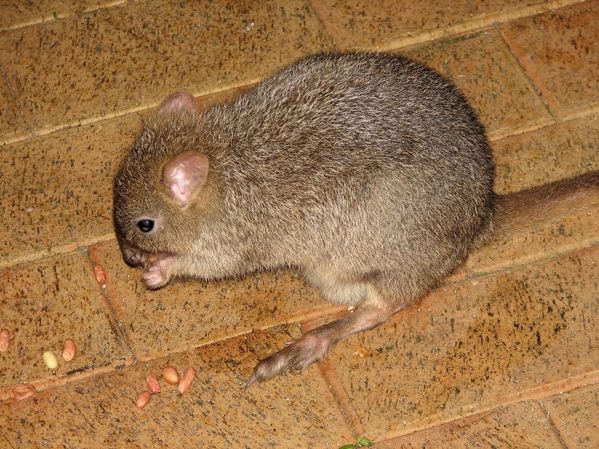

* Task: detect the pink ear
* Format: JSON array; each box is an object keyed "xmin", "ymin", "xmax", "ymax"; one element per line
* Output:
[
  {"xmin": 162, "ymin": 151, "xmax": 209, "ymax": 206},
  {"xmin": 158, "ymin": 92, "xmax": 198, "ymax": 114}
]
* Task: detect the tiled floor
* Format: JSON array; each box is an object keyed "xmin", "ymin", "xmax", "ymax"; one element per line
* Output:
[{"xmin": 1, "ymin": 1, "xmax": 598, "ymax": 448}]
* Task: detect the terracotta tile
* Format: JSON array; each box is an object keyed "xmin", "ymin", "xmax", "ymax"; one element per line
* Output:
[
  {"xmin": 404, "ymin": 31, "xmax": 552, "ymax": 140},
  {"xmin": 0, "ymin": 0, "xmax": 332, "ymax": 132},
  {"xmin": 0, "ymin": 328, "xmax": 353, "ymax": 448},
  {"xmin": 323, "ymin": 247, "xmax": 599, "ymax": 438},
  {"xmin": 0, "ymin": 252, "xmax": 131, "ymax": 398},
  {"xmin": 376, "ymin": 401, "xmax": 563, "ymax": 449},
  {"xmin": 0, "ymin": 113, "xmax": 140, "ymax": 269},
  {"xmin": 542, "ymin": 385, "xmax": 599, "ymax": 449},
  {"xmin": 312, "ymin": 0, "xmax": 573, "ymax": 50},
  {"xmin": 0, "ymin": 0, "xmax": 124, "ymax": 31},
  {"xmin": 89, "ymin": 240, "xmax": 338, "ymax": 361},
  {"xmin": 492, "ymin": 115, "xmax": 599, "ymax": 194},
  {"xmin": 501, "ymin": 1, "xmax": 599, "ymax": 119}
]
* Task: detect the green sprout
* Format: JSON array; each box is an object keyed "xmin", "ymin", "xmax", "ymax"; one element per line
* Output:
[{"xmin": 339, "ymin": 436, "xmax": 375, "ymax": 449}]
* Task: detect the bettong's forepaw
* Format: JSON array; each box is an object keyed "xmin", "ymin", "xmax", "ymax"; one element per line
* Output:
[{"xmin": 141, "ymin": 255, "xmax": 175, "ymax": 289}]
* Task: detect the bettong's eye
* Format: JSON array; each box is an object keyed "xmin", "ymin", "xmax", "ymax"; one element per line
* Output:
[{"xmin": 136, "ymin": 219, "xmax": 155, "ymax": 233}]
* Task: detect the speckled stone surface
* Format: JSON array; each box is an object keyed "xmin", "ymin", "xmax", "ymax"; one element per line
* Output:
[
  {"xmin": 492, "ymin": 114, "xmax": 599, "ymax": 194},
  {"xmin": 0, "ymin": 0, "xmax": 123, "ymax": 31},
  {"xmin": 0, "ymin": 113, "xmax": 140, "ymax": 269},
  {"xmin": 0, "ymin": 0, "xmax": 332, "ymax": 131},
  {"xmin": 502, "ymin": 1, "xmax": 599, "ymax": 119},
  {"xmin": 324, "ymin": 246, "xmax": 599, "ymax": 438},
  {"xmin": 0, "ymin": 327, "xmax": 353, "ymax": 448},
  {"xmin": 0, "ymin": 76, "xmax": 29, "ymax": 141},
  {"xmin": 376, "ymin": 401, "xmax": 563, "ymax": 448},
  {"xmin": 404, "ymin": 30, "xmax": 552, "ymax": 140},
  {"xmin": 0, "ymin": 388, "xmax": 119, "ymax": 448},
  {"xmin": 89, "ymin": 240, "xmax": 338, "ymax": 361},
  {"xmin": 542, "ymin": 385, "xmax": 599, "ymax": 449},
  {"xmin": 0, "ymin": 251, "xmax": 131, "ymax": 397},
  {"xmin": 311, "ymin": 0, "xmax": 567, "ymax": 50}
]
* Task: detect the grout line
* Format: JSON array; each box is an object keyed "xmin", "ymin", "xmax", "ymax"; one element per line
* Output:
[
  {"xmin": 486, "ymin": 119, "xmax": 555, "ymax": 142},
  {"xmin": 135, "ymin": 328, "xmax": 266, "ymax": 364},
  {"xmin": 0, "ymin": 356, "xmax": 133, "ymax": 402},
  {"xmin": 367, "ymin": 0, "xmax": 585, "ymax": 53},
  {"xmin": 498, "ymin": 22, "xmax": 566, "ymax": 121},
  {"xmin": 557, "ymin": 103, "xmax": 599, "ymax": 122},
  {"xmin": 0, "ymin": 80, "xmax": 264, "ymax": 148},
  {"xmin": 465, "ymin": 241, "xmax": 599, "ymax": 284},
  {"xmin": 308, "ymin": 1, "xmax": 341, "ymax": 49},
  {"xmin": 317, "ymin": 358, "xmax": 366, "ymax": 439},
  {"xmin": 0, "ymin": 233, "xmax": 115, "ymax": 271},
  {"xmin": 377, "ymin": 408, "xmax": 497, "ymax": 444},
  {"xmin": 377, "ymin": 370, "xmax": 599, "ymax": 442},
  {"xmin": 0, "ymin": 1, "xmax": 126, "ymax": 33},
  {"xmin": 300, "ymin": 309, "xmax": 366, "ymax": 438},
  {"xmin": 538, "ymin": 401, "xmax": 571, "ymax": 449},
  {"xmin": 270, "ymin": 304, "xmax": 347, "ymax": 332},
  {"xmin": 466, "ymin": 234, "xmax": 599, "ymax": 285},
  {"xmin": 487, "ymin": 107, "xmax": 598, "ymax": 143},
  {"xmin": 498, "ymin": 28, "xmax": 559, "ymax": 122}
]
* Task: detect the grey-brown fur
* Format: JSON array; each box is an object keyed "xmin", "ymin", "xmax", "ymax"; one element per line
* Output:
[{"xmin": 113, "ymin": 52, "xmax": 499, "ymax": 383}]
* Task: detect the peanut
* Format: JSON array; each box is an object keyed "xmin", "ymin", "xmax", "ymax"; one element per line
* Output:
[
  {"xmin": 146, "ymin": 375, "xmax": 161, "ymax": 394},
  {"xmin": 178, "ymin": 367, "xmax": 196, "ymax": 394},
  {"xmin": 62, "ymin": 339, "xmax": 77, "ymax": 361},
  {"xmin": 0, "ymin": 329, "xmax": 10, "ymax": 352},
  {"xmin": 162, "ymin": 366, "xmax": 179, "ymax": 385},
  {"xmin": 43, "ymin": 351, "xmax": 58, "ymax": 370},
  {"xmin": 93, "ymin": 264, "xmax": 107, "ymax": 285},
  {"xmin": 13, "ymin": 384, "xmax": 36, "ymax": 401},
  {"xmin": 136, "ymin": 391, "xmax": 151, "ymax": 409}
]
